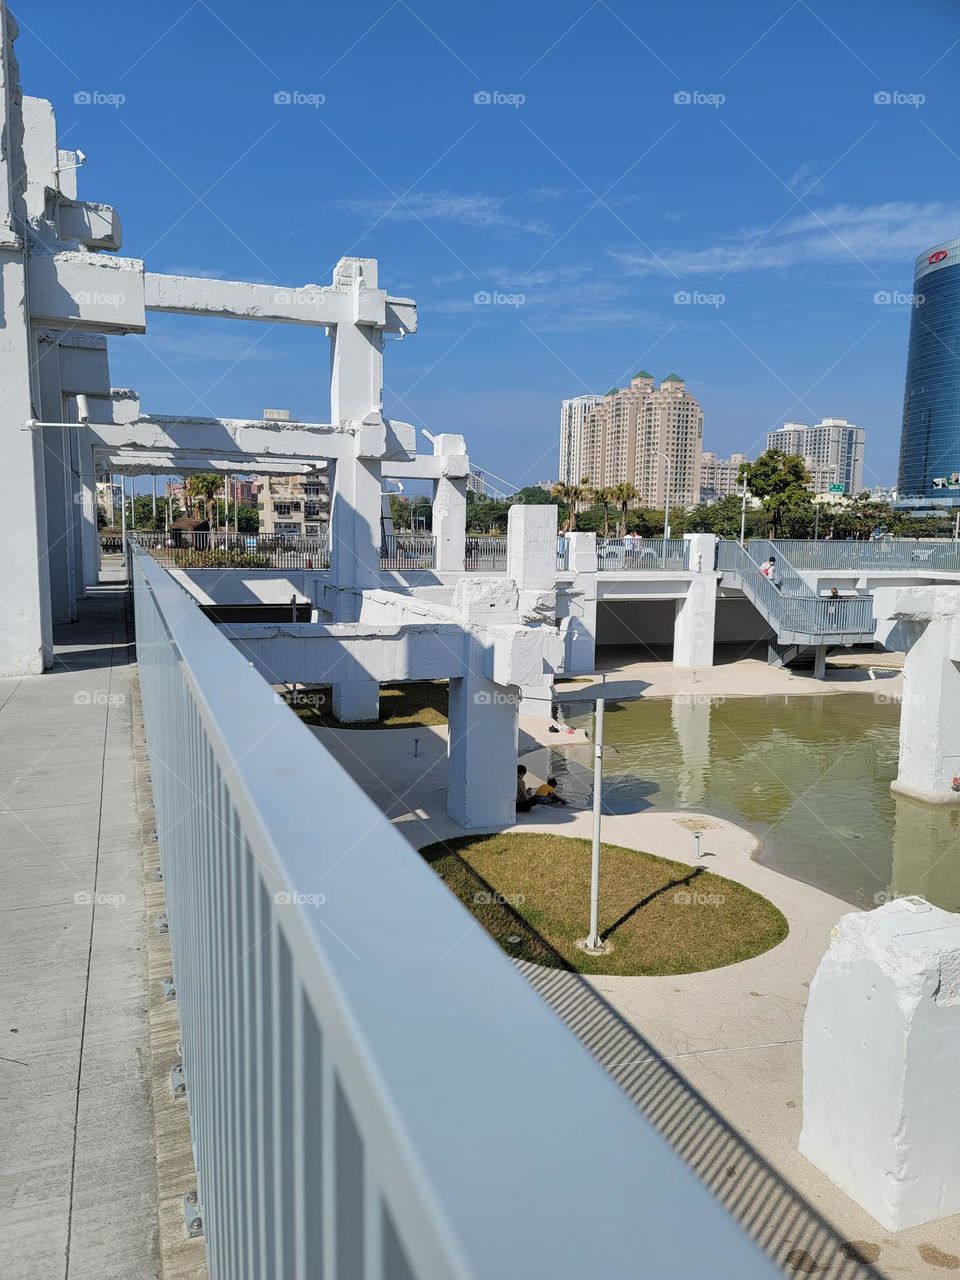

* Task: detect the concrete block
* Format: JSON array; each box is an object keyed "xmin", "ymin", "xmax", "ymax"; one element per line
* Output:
[
  {"xmin": 447, "ymin": 674, "xmax": 518, "ymax": 828},
  {"xmin": 332, "ymin": 681, "xmax": 380, "ymax": 723},
  {"xmin": 453, "ymin": 577, "xmax": 518, "ymax": 624},
  {"xmin": 674, "ymin": 576, "xmax": 716, "ymax": 668},
  {"xmin": 507, "ymin": 504, "xmax": 558, "ymax": 590},
  {"xmin": 800, "ymin": 898, "xmax": 960, "ymax": 1230}
]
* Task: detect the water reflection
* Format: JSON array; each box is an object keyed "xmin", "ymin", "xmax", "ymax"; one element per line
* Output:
[{"xmin": 526, "ymin": 693, "xmax": 960, "ymax": 910}]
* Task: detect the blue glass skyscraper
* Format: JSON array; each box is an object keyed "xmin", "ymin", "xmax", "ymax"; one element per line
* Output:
[{"xmin": 897, "ymin": 238, "xmax": 960, "ymax": 501}]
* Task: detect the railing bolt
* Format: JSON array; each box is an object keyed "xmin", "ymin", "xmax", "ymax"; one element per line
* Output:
[
  {"xmin": 162, "ymin": 977, "xmax": 176, "ymax": 1001},
  {"xmin": 183, "ymin": 1189, "xmax": 204, "ymax": 1238},
  {"xmin": 155, "ymin": 914, "xmax": 168, "ymax": 933}
]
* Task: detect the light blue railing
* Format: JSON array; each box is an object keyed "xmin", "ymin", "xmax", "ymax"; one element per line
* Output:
[
  {"xmin": 598, "ymin": 537, "xmax": 689, "ymax": 570},
  {"xmin": 131, "ymin": 544, "xmax": 773, "ymax": 1279},
  {"xmin": 773, "ymin": 539, "xmax": 960, "ymax": 572},
  {"xmin": 718, "ymin": 541, "xmax": 875, "ymax": 639}
]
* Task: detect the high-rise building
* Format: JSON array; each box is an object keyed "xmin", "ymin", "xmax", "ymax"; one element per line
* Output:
[
  {"xmin": 897, "ymin": 238, "xmax": 960, "ymax": 503},
  {"xmin": 765, "ymin": 418, "xmax": 864, "ymax": 495},
  {"xmin": 567, "ymin": 372, "xmax": 704, "ymax": 507},
  {"xmin": 698, "ymin": 451, "xmax": 748, "ymax": 503},
  {"xmin": 559, "ymin": 395, "xmax": 604, "ymax": 484}
]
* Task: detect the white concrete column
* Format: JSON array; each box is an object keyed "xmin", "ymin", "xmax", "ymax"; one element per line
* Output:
[
  {"xmin": 447, "ymin": 674, "xmax": 519, "ymax": 828},
  {"xmin": 800, "ymin": 898, "xmax": 960, "ymax": 1231},
  {"xmin": 76, "ymin": 433, "xmax": 100, "ymax": 593},
  {"xmin": 328, "ymin": 454, "xmax": 383, "ymax": 622},
  {"xmin": 432, "ymin": 473, "xmax": 467, "ymax": 571},
  {"xmin": 674, "ymin": 579, "xmax": 716, "ymax": 668},
  {"xmin": 562, "ymin": 532, "xmax": 597, "ymax": 675},
  {"xmin": 331, "ymin": 681, "xmax": 380, "ymax": 724},
  {"xmin": 0, "ymin": 269, "xmax": 53, "ymax": 671},
  {"xmin": 37, "ymin": 333, "xmax": 75, "ymax": 623},
  {"xmin": 508, "ymin": 504, "xmax": 559, "ymax": 715},
  {"xmin": 874, "ymin": 587, "xmax": 960, "ymax": 803}
]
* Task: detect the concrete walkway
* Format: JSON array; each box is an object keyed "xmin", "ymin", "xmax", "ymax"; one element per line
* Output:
[
  {"xmin": 0, "ymin": 579, "xmax": 158, "ymax": 1279},
  {"xmin": 314, "ymin": 705, "xmax": 960, "ymax": 1280}
]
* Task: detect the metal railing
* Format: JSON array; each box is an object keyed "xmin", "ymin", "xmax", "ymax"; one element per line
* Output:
[
  {"xmin": 597, "ymin": 537, "xmax": 689, "ymax": 570},
  {"xmin": 100, "ymin": 532, "xmax": 124, "ymax": 554},
  {"xmin": 718, "ymin": 541, "xmax": 875, "ymax": 639},
  {"xmin": 773, "ymin": 538, "xmax": 960, "ymax": 572},
  {"xmin": 129, "ymin": 530, "xmax": 331, "ymax": 570},
  {"xmin": 380, "ymin": 532, "xmax": 436, "ymax": 569},
  {"xmin": 131, "ymin": 543, "xmax": 773, "ymax": 1279},
  {"xmin": 464, "ymin": 534, "xmax": 507, "ymax": 571}
]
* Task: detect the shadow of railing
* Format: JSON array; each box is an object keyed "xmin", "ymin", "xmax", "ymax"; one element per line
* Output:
[
  {"xmin": 421, "ymin": 838, "xmax": 884, "ymax": 1279},
  {"xmin": 519, "ymin": 960, "xmax": 885, "ymax": 1280}
]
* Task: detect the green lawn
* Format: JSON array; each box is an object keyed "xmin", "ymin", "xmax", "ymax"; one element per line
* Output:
[
  {"xmin": 420, "ymin": 832, "xmax": 788, "ymax": 976},
  {"xmin": 282, "ymin": 680, "xmax": 448, "ymax": 729}
]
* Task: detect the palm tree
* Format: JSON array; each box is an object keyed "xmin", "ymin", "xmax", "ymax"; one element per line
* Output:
[
  {"xmin": 595, "ymin": 486, "xmax": 616, "ymax": 537},
  {"xmin": 185, "ymin": 474, "xmax": 223, "ymax": 527},
  {"xmin": 610, "ymin": 482, "xmax": 638, "ymax": 535},
  {"xmin": 552, "ymin": 478, "xmax": 593, "ymax": 532}
]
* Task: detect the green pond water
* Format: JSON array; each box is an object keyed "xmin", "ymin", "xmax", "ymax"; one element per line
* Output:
[{"xmin": 526, "ymin": 693, "xmax": 960, "ymax": 912}]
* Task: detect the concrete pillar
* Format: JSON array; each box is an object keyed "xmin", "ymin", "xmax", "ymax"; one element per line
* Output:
[
  {"xmin": 331, "ymin": 681, "xmax": 380, "ymax": 724},
  {"xmin": 328, "ymin": 454, "xmax": 383, "ymax": 622},
  {"xmin": 447, "ymin": 674, "xmax": 519, "ymax": 828},
  {"xmin": 77, "ymin": 433, "xmax": 100, "ymax": 593},
  {"xmin": 561, "ymin": 532, "xmax": 597, "ymax": 675},
  {"xmin": 874, "ymin": 587, "xmax": 960, "ymax": 803},
  {"xmin": 519, "ymin": 684, "xmax": 554, "ymax": 720},
  {"xmin": 0, "ymin": 272, "xmax": 53, "ymax": 672},
  {"xmin": 508, "ymin": 504, "xmax": 559, "ymax": 714},
  {"xmin": 800, "ymin": 898, "xmax": 960, "ymax": 1230},
  {"xmin": 673, "ymin": 533, "xmax": 717, "ymax": 668},
  {"xmin": 813, "ymin": 645, "xmax": 827, "ymax": 680},
  {"xmin": 432, "ymin": 473, "xmax": 467, "ymax": 571},
  {"xmin": 36, "ymin": 333, "xmax": 75, "ymax": 623},
  {"xmin": 430, "ymin": 433, "xmax": 468, "ymax": 572}
]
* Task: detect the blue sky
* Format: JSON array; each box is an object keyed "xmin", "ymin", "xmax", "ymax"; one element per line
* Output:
[{"xmin": 17, "ymin": 0, "xmax": 960, "ymax": 490}]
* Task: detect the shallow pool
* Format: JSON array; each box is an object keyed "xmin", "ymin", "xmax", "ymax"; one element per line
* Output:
[{"xmin": 527, "ymin": 693, "xmax": 960, "ymax": 911}]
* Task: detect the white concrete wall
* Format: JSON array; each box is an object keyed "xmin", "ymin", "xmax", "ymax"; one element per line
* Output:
[{"xmin": 801, "ymin": 899, "xmax": 960, "ymax": 1230}]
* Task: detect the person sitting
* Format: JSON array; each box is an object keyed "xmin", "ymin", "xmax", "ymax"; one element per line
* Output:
[
  {"xmin": 516, "ymin": 764, "xmax": 536, "ymax": 812},
  {"xmin": 534, "ymin": 776, "xmax": 567, "ymax": 805}
]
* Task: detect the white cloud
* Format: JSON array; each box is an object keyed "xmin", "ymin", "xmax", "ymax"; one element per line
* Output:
[
  {"xmin": 320, "ymin": 190, "xmax": 555, "ymax": 236},
  {"xmin": 610, "ymin": 201, "xmax": 960, "ymax": 276}
]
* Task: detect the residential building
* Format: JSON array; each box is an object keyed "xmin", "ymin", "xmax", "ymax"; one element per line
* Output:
[
  {"xmin": 698, "ymin": 451, "xmax": 748, "ymax": 502},
  {"xmin": 95, "ymin": 479, "xmax": 122, "ymax": 522},
  {"xmin": 574, "ymin": 372, "xmax": 704, "ymax": 508},
  {"xmin": 559, "ymin": 394, "xmax": 604, "ymax": 485},
  {"xmin": 256, "ymin": 468, "xmax": 329, "ymax": 536},
  {"xmin": 766, "ymin": 418, "xmax": 864, "ymax": 495},
  {"xmin": 897, "ymin": 238, "xmax": 960, "ymax": 503}
]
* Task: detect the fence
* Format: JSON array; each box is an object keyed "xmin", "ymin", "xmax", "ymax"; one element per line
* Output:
[
  {"xmin": 130, "ymin": 543, "xmax": 773, "ymax": 1279},
  {"xmin": 464, "ymin": 535, "xmax": 507, "ymax": 571},
  {"xmin": 597, "ymin": 537, "xmax": 689, "ymax": 570},
  {"xmin": 380, "ymin": 532, "xmax": 436, "ymax": 570},
  {"xmin": 129, "ymin": 531, "xmax": 331, "ymax": 570},
  {"xmin": 773, "ymin": 539, "xmax": 960, "ymax": 573}
]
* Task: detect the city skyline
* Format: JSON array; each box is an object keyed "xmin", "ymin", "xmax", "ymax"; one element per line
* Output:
[{"xmin": 17, "ymin": 1, "xmax": 960, "ymax": 494}]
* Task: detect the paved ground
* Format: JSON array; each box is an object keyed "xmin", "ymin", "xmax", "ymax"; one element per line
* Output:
[
  {"xmin": 0, "ymin": 577, "xmax": 158, "ymax": 1280},
  {"xmin": 314, "ymin": 672, "xmax": 960, "ymax": 1280},
  {"xmin": 559, "ymin": 644, "xmax": 905, "ymax": 703}
]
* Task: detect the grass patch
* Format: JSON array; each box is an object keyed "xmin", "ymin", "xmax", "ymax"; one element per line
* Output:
[
  {"xmin": 283, "ymin": 680, "xmax": 448, "ymax": 729},
  {"xmin": 420, "ymin": 832, "xmax": 788, "ymax": 976}
]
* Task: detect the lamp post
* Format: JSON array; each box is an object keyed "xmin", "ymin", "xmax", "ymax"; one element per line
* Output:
[
  {"xmin": 584, "ymin": 695, "xmax": 605, "ymax": 951},
  {"xmin": 739, "ymin": 478, "xmax": 748, "ymax": 548}
]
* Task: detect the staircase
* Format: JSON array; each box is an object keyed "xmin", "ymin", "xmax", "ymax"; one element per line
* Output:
[{"xmin": 717, "ymin": 540, "xmax": 876, "ymax": 660}]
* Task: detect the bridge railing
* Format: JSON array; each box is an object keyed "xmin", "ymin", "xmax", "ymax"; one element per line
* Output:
[
  {"xmin": 772, "ymin": 539, "xmax": 960, "ymax": 572},
  {"xmin": 130, "ymin": 543, "xmax": 773, "ymax": 1280},
  {"xmin": 718, "ymin": 541, "xmax": 875, "ymax": 637},
  {"xmin": 598, "ymin": 537, "xmax": 689, "ymax": 570}
]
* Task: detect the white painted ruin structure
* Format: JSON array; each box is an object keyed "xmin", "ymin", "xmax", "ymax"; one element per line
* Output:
[
  {"xmin": 873, "ymin": 585, "xmax": 960, "ymax": 803},
  {"xmin": 801, "ymin": 897, "xmax": 960, "ymax": 1230}
]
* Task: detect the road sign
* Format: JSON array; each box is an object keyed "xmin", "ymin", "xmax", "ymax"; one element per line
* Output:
[{"xmin": 828, "ymin": 483, "xmax": 844, "ymax": 494}]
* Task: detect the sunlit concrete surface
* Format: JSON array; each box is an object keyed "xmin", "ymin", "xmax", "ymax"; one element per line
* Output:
[{"xmin": 0, "ymin": 570, "xmax": 157, "ymax": 1280}]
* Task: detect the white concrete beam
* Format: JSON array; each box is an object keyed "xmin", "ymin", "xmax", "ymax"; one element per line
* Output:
[{"xmin": 27, "ymin": 250, "xmax": 146, "ymax": 334}]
